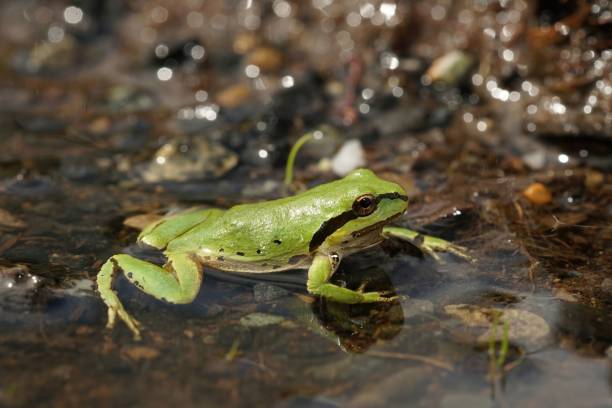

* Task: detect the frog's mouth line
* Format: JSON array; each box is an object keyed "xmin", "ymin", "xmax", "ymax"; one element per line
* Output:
[{"xmin": 308, "ymin": 193, "xmax": 407, "ymax": 252}]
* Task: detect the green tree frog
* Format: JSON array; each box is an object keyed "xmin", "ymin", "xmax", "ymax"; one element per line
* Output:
[{"xmin": 97, "ymin": 169, "xmax": 471, "ymax": 339}]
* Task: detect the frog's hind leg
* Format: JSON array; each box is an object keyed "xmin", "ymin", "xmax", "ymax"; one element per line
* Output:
[
  {"xmin": 381, "ymin": 226, "xmax": 473, "ymax": 262},
  {"xmin": 97, "ymin": 253, "xmax": 202, "ymax": 340},
  {"xmin": 139, "ymin": 208, "xmax": 223, "ymax": 250}
]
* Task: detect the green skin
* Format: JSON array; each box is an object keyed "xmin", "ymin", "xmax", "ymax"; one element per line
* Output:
[{"xmin": 97, "ymin": 169, "xmax": 471, "ymax": 339}]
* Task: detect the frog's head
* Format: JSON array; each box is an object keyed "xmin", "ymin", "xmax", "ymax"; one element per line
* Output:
[{"xmin": 310, "ymin": 168, "xmax": 408, "ymax": 252}]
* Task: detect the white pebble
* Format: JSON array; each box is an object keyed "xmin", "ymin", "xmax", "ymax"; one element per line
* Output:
[{"xmin": 331, "ymin": 139, "xmax": 366, "ymax": 176}]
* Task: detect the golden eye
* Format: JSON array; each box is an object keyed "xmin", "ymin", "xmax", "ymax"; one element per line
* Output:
[{"xmin": 352, "ymin": 194, "xmax": 377, "ymax": 216}]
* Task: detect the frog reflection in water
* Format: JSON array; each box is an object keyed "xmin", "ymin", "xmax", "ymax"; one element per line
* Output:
[{"xmin": 97, "ymin": 169, "xmax": 471, "ymax": 339}]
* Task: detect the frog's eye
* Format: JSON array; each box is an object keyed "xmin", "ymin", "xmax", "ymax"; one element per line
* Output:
[{"xmin": 353, "ymin": 194, "xmax": 377, "ymax": 216}]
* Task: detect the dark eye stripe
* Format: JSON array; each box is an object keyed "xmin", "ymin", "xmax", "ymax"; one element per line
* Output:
[
  {"xmin": 308, "ymin": 209, "xmax": 357, "ymax": 252},
  {"xmin": 376, "ymin": 192, "xmax": 408, "ymax": 202},
  {"xmin": 308, "ymin": 192, "xmax": 407, "ymax": 252}
]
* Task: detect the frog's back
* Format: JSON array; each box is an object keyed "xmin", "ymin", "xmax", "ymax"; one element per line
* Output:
[
  {"xmin": 163, "ymin": 188, "xmax": 335, "ymax": 273},
  {"xmin": 172, "ymin": 191, "xmax": 333, "ymax": 261}
]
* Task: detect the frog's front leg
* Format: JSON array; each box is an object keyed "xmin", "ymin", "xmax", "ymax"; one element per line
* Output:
[
  {"xmin": 97, "ymin": 252, "xmax": 202, "ymax": 340},
  {"xmin": 381, "ymin": 226, "xmax": 473, "ymax": 262},
  {"xmin": 307, "ymin": 253, "xmax": 396, "ymax": 303}
]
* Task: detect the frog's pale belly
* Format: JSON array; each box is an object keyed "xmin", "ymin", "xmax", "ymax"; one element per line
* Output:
[{"xmin": 196, "ymin": 249, "xmax": 312, "ymax": 273}]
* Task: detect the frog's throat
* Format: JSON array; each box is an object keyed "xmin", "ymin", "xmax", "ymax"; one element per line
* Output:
[{"xmin": 308, "ymin": 193, "xmax": 408, "ymax": 252}]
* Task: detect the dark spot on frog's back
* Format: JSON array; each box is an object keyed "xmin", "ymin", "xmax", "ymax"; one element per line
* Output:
[
  {"xmin": 256, "ymin": 249, "xmax": 262, "ymax": 254},
  {"xmin": 273, "ymin": 239, "xmax": 282, "ymax": 245},
  {"xmin": 217, "ymin": 256, "xmax": 224, "ymax": 261},
  {"xmin": 236, "ymin": 251, "xmax": 245, "ymax": 256}
]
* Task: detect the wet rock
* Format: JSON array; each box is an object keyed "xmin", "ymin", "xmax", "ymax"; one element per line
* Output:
[
  {"xmin": 553, "ymin": 287, "xmax": 578, "ymax": 303},
  {"xmin": 253, "ymin": 283, "xmax": 290, "ymax": 302},
  {"xmin": 522, "ymin": 150, "xmax": 547, "ymax": 170},
  {"xmin": 239, "ymin": 312, "xmax": 285, "ymax": 328},
  {"xmin": 522, "ymin": 182, "xmax": 552, "ymax": 205},
  {"xmin": 600, "ymin": 278, "xmax": 612, "ymax": 296},
  {"xmin": 444, "ymin": 304, "xmax": 552, "ymax": 351},
  {"xmin": 139, "ymin": 139, "xmax": 238, "ymax": 182},
  {"xmin": 331, "ymin": 139, "xmax": 366, "ymax": 176},
  {"xmin": 400, "ymin": 298, "xmax": 434, "ymax": 319},
  {"xmin": 0, "ymin": 264, "xmax": 41, "ymax": 316},
  {"xmin": 0, "ymin": 264, "xmax": 40, "ymax": 293},
  {"xmin": 0, "ymin": 209, "xmax": 26, "ymax": 229},
  {"xmin": 123, "ymin": 213, "xmax": 162, "ymax": 231}
]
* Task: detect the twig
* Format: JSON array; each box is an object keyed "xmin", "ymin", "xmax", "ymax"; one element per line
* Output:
[{"xmin": 367, "ymin": 350, "xmax": 454, "ymax": 371}]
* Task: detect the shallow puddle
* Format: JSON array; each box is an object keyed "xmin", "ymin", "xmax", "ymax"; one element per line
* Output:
[{"xmin": 1, "ymin": 0, "xmax": 611, "ymax": 407}]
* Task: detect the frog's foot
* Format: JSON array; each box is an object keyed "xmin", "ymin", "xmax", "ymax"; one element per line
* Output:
[
  {"xmin": 105, "ymin": 294, "xmax": 143, "ymax": 341},
  {"xmin": 307, "ymin": 254, "xmax": 398, "ymax": 304},
  {"xmin": 360, "ymin": 291, "xmax": 398, "ymax": 303},
  {"xmin": 419, "ymin": 236, "xmax": 473, "ymax": 262},
  {"xmin": 356, "ymin": 284, "xmax": 397, "ymax": 303},
  {"xmin": 382, "ymin": 226, "xmax": 474, "ymax": 263},
  {"xmin": 98, "ymin": 258, "xmax": 143, "ymax": 340}
]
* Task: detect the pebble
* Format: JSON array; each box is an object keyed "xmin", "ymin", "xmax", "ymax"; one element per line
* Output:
[
  {"xmin": 0, "ymin": 264, "xmax": 39, "ymax": 292},
  {"xmin": 0, "ymin": 209, "xmax": 26, "ymax": 229},
  {"xmin": 400, "ymin": 298, "xmax": 434, "ymax": 319},
  {"xmin": 584, "ymin": 170, "xmax": 604, "ymax": 191},
  {"xmin": 522, "ymin": 182, "xmax": 552, "ymax": 205},
  {"xmin": 140, "ymin": 139, "xmax": 238, "ymax": 182},
  {"xmin": 123, "ymin": 213, "xmax": 162, "ymax": 231},
  {"xmin": 331, "ymin": 139, "xmax": 366, "ymax": 176},
  {"xmin": 216, "ymin": 83, "xmax": 252, "ymax": 108},
  {"xmin": 444, "ymin": 304, "xmax": 552, "ymax": 351},
  {"xmin": 253, "ymin": 283, "xmax": 290, "ymax": 302},
  {"xmin": 425, "ymin": 50, "xmax": 473, "ymax": 85},
  {"xmin": 239, "ymin": 312, "xmax": 285, "ymax": 328},
  {"xmin": 600, "ymin": 278, "xmax": 612, "ymax": 294},
  {"xmin": 553, "ymin": 287, "xmax": 578, "ymax": 302},
  {"xmin": 122, "ymin": 346, "xmax": 160, "ymax": 361},
  {"xmin": 233, "ymin": 33, "xmax": 258, "ymax": 54},
  {"xmin": 245, "ymin": 47, "xmax": 283, "ymax": 72}
]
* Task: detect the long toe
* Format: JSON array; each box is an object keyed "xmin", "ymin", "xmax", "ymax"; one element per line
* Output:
[{"xmin": 106, "ymin": 307, "xmax": 117, "ymax": 329}]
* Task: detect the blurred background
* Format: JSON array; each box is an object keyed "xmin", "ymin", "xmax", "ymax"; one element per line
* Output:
[{"xmin": 0, "ymin": 1, "xmax": 611, "ymax": 407}]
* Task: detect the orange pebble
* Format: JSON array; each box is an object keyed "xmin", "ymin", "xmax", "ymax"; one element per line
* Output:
[{"xmin": 522, "ymin": 182, "xmax": 552, "ymax": 205}]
